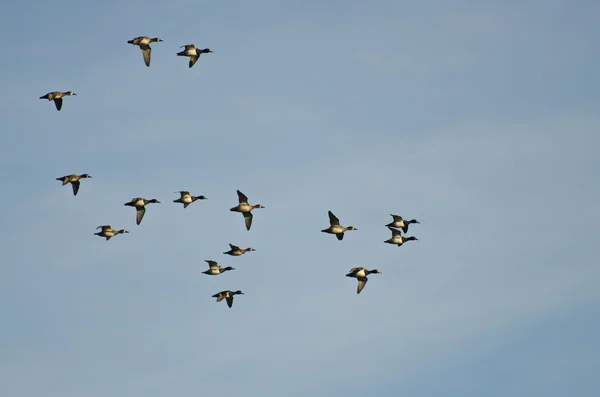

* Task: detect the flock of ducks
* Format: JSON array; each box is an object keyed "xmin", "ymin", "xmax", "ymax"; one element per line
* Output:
[
  {"xmin": 40, "ymin": 36, "xmax": 213, "ymax": 111},
  {"xmin": 47, "ymin": 35, "xmax": 422, "ymax": 306}
]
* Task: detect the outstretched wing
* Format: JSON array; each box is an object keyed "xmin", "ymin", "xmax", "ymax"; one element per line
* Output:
[
  {"xmin": 243, "ymin": 212, "xmax": 253, "ymax": 230},
  {"xmin": 229, "ymin": 243, "xmax": 240, "ymax": 250},
  {"xmin": 136, "ymin": 207, "xmax": 146, "ymax": 225},
  {"xmin": 237, "ymin": 190, "xmax": 248, "ymax": 204},
  {"xmin": 189, "ymin": 55, "xmax": 199, "ymax": 68},
  {"xmin": 71, "ymin": 180, "xmax": 80, "ymax": 196},
  {"xmin": 140, "ymin": 45, "xmax": 151, "ymax": 67},
  {"xmin": 328, "ymin": 211, "xmax": 340, "ymax": 226},
  {"xmin": 336, "ymin": 232, "xmax": 344, "ymax": 241},
  {"xmin": 226, "ymin": 296, "xmax": 234, "ymax": 308},
  {"xmin": 54, "ymin": 98, "xmax": 63, "ymax": 111},
  {"xmin": 206, "ymin": 260, "xmax": 218, "ymax": 269},
  {"xmin": 357, "ymin": 277, "xmax": 368, "ymax": 294}
]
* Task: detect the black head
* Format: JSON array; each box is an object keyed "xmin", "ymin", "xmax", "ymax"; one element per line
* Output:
[
  {"xmin": 410, "ymin": 219, "xmax": 420, "ymax": 224},
  {"xmin": 119, "ymin": 229, "xmax": 129, "ymax": 234},
  {"xmin": 369, "ymin": 269, "xmax": 382, "ymax": 274},
  {"xmin": 407, "ymin": 236, "xmax": 418, "ymax": 241},
  {"xmin": 246, "ymin": 247, "xmax": 256, "ymax": 252},
  {"xmin": 80, "ymin": 173, "xmax": 91, "ymax": 178},
  {"xmin": 201, "ymin": 48, "xmax": 214, "ymax": 53},
  {"xmin": 234, "ymin": 290, "xmax": 244, "ymax": 295},
  {"xmin": 224, "ymin": 266, "xmax": 236, "ymax": 271},
  {"xmin": 149, "ymin": 199, "xmax": 160, "ymax": 204},
  {"xmin": 196, "ymin": 195, "xmax": 207, "ymax": 200}
]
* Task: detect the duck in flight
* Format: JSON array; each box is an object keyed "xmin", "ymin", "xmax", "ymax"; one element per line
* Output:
[
  {"xmin": 127, "ymin": 36, "xmax": 163, "ymax": 67},
  {"xmin": 94, "ymin": 225, "xmax": 129, "ymax": 241},
  {"xmin": 177, "ymin": 44, "xmax": 213, "ymax": 68},
  {"xmin": 40, "ymin": 91, "xmax": 76, "ymax": 111},
  {"xmin": 173, "ymin": 191, "xmax": 207, "ymax": 208},
  {"xmin": 212, "ymin": 290, "xmax": 244, "ymax": 308},
  {"xmin": 386, "ymin": 214, "xmax": 420, "ymax": 233},
  {"xmin": 384, "ymin": 227, "xmax": 418, "ymax": 247},
  {"xmin": 345, "ymin": 267, "xmax": 381, "ymax": 294},
  {"xmin": 124, "ymin": 197, "xmax": 160, "ymax": 225},
  {"xmin": 56, "ymin": 173, "xmax": 91, "ymax": 196},
  {"xmin": 321, "ymin": 211, "xmax": 357, "ymax": 240},
  {"xmin": 202, "ymin": 260, "xmax": 235, "ymax": 275},
  {"xmin": 223, "ymin": 244, "xmax": 256, "ymax": 256},
  {"xmin": 230, "ymin": 190, "xmax": 265, "ymax": 230}
]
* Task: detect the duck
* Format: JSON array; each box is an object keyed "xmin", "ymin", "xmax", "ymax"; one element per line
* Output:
[
  {"xmin": 230, "ymin": 190, "xmax": 265, "ymax": 230},
  {"xmin": 177, "ymin": 44, "xmax": 213, "ymax": 68},
  {"xmin": 386, "ymin": 214, "xmax": 420, "ymax": 233},
  {"xmin": 173, "ymin": 191, "xmax": 207, "ymax": 208},
  {"xmin": 202, "ymin": 260, "xmax": 235, "ymax": 275},
  {"xmin": 345, "ymin": 267, "xmax": 381, "ymax": 294},
  {"xmin": 127, "ymin": 36, "xmax": 163, "ymax": 67},
  {"xmin": 321, "ymin": 211, "xmax": 357, "ymax": 240},
  {"xmin": 56, "ymin": 173, "xmax": 91, "ymax": 196},
  {"xmin": 223, "ymin": 243, "xmax": 256, "ymax": 256},
  {"xmin": 40, "ymin": 91, "xmax": 76, "ymax": 111},
  {"xmin": 212, "ymin": 290, "xmax": 244, "ymax": 308},
  {"xmin": 124, "ymin": 197, "xmax": 160, "ymax": 225},
  {"xmin": 94, "ymin": 225, "xmax": 129, "ymax": 241},
  {"xmin": 384, "ymin": 227, "xmax": 418, "ymax": 247}
]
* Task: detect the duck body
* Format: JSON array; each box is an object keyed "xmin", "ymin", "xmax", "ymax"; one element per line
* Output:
[
  {"xmin": 321, "ymin": 210, "xmax": 357, "ymax": 240},
  {"xmin": 230, "ymin": 190, "xmax": 264, "ymax": 230},
  {"xmin": 173, "ymin": 191, "xmax": 207, "ymax": 208},
  {"xmin": 40, "ymin": 91, "xmax": 77, "ymax": 111},
  {"xmin": 177, "ymin": 44, "xmax": 213, "ymax": 68},
  {"xmin": 384, "ymin": 227, "xmax": 418, "ymax": 247},
  {"xmin": 127, "ymin": 36, "xmax": 162, "ymax": 67},
  {"xmin": 94, "ymin": 225, "xmax": 129, "ymax": 241},
  {"xmin": 223, "ymin": 244, "xmax": 255, "ymax": 256},
  {"xmin": 212, "ymin": 290, "xmax": 244, "ymax": 308},
  {"xmin": 56, "ymin": 173, "xmax": 91, "ymax": 195},
  {"xmin": 202, "ymin": 260, "xmax": 235, "ymax": 275},
  {"xmin": 345, "ymin": 267, "xmax": 381, "ymax": 294},
  {"xmin": 124, "ymin": 197, "xmax": 160, "ymax": 225},
  {"xmin": 386, "ymin": 214, "xmax": 420, "ymax": 233}
]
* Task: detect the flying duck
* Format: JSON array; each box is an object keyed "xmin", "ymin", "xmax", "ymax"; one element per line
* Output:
[
  {"xmin": 212, "ymin": 290, "xmax": 244, "ymax": 308},
  {"xmin": 230, "ymin": 190, "xmax": 264, "ymax": 231},
  {"xmin": 40, "ymin": 91, "xmax": 76, "ymax": 111},
  {"xmin": 56, "ymin": 174, "xmax": 91, "ymax": 196},
  {"xmin": 177, "ymin": 44, "xmax": 213, "ymax": 68},
  {"xmin": 345, "ymin": 267, "xmax": 381, "ymax": 294},
  {"xmin": 384, "ymin": 227, "xmax": 418, "ymax": 247},
  {"xmin": 94, "ymin": 225, "xmax": 129, "ymax": 241},
  {"xmin": 223, "ymin": 243, "xmax": 255, "ymax": 256},
  {"xmin": 124, "ymin": 197, "xmax": 160, "ymax": 225},
  {"xmin": 202, "ymin": 260, "xmax": 235, "ymax": 275},
  {"xmin": 173, "ymin": 191, "xmax": 207, "ymax": 208},
  {"xmin": 127, "ymin": 36, "xmax": 163, "ymax": 67},
  {"xmin": 386, "ymin": 214, "xmax": 420, "ymax": 233},
  {"xmin": 321, "ymin": 211, "xmax": 357, "ymax": 240}
]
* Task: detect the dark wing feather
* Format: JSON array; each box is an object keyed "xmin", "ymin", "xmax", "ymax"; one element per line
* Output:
[
  {"xmin": 54, "ymin": 98, "xmax": 63, "ymax": 111},
  {"xmin": 189, "ymin": 55, "xmax": 199, "ymax": 68},
  {"xmin": 328, "ymin": 211, "xmax": 340, "ymax": 226},
  {"xmin": 71, "ymin": 181, "xmax": 80, "ymax": 196},
  {"xmin": 140, "ymin": 45, "xmax": 151, "ymax": 67},
  {"xmin": 237, "ymin": 190, "xmax": 248, "ymax": 204},
  {"xmin": 336, "ymin": 232, "xmax": 344, "ymax": 241},
  {"xmin": 243, "ymin": 212, "xmax": 253, "ymax": 230},
  {"xmin": 357, "ymin": 277, "xmax": 368, "ymax": 294},
  {"xmin": 136, "ymin": 207, "xmax": 146, "ymax": 225},
  {"xmin": 226, "ymin": 296, "xmax": 233, "ymax": 308}
]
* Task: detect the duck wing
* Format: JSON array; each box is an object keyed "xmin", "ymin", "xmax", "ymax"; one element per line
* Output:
[
  {"xmin": 328, "ymin": 211, "xmax": 340, "ymax": 226},
  {"xmin": 136, "ymin": 207, "xmax": 146, "ymax": 225},
  {"xmin": 71, "ymin": 180, "xmax": 80, "ymax": 196},
  {"xmin": 243, "ymin": 212, "xmax": 253, "ymax": 230}
]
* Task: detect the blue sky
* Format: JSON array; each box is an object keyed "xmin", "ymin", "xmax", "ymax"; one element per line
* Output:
[{"xmin": 0, "ymin": 1, "xmax": 599, "ymax": 396}]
